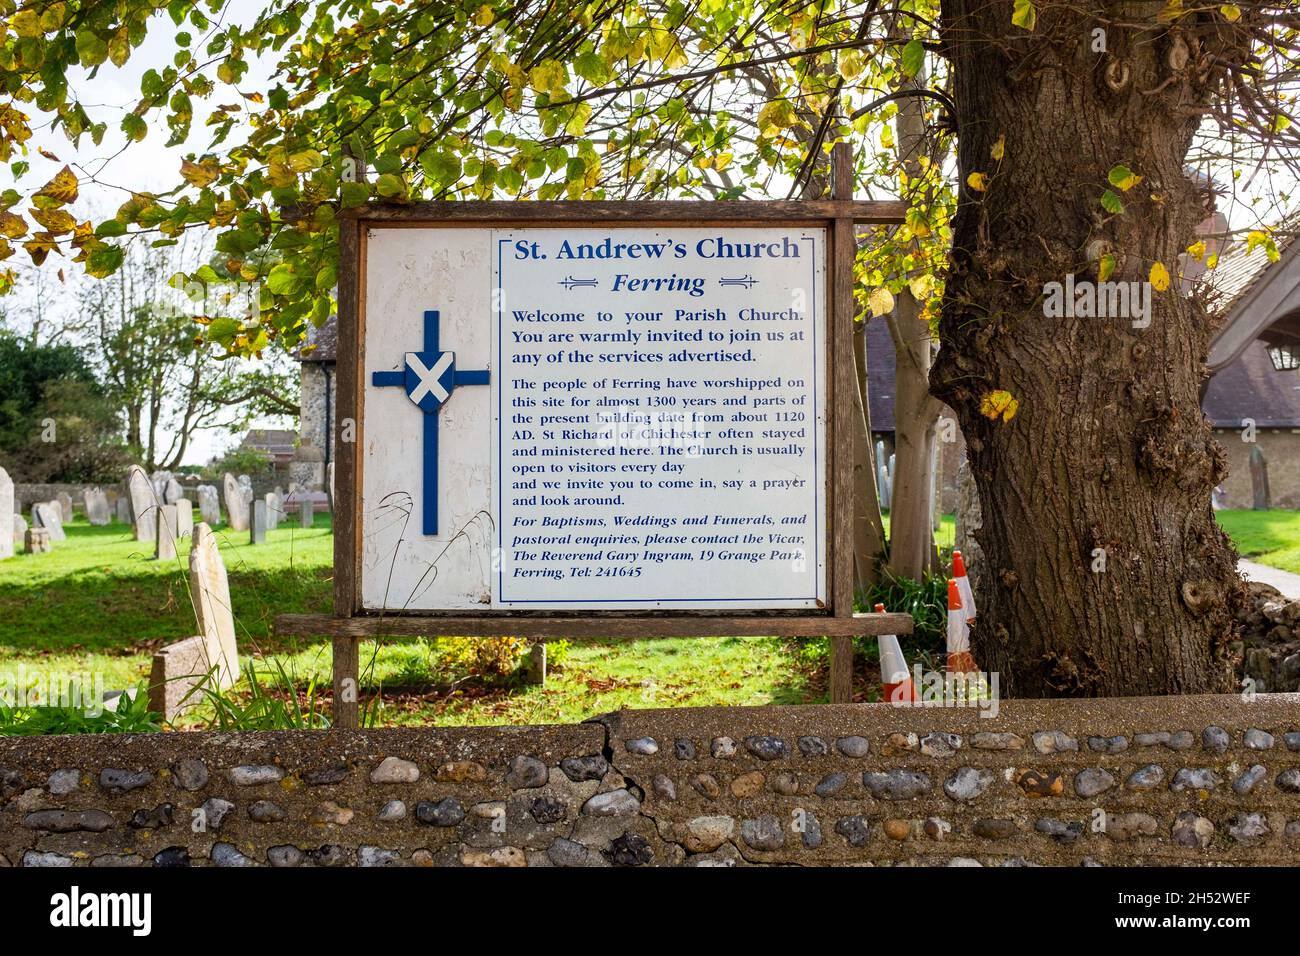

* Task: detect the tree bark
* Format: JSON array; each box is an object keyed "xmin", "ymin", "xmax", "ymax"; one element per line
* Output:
[
  {"xmin": 852, "ymin": 323, "xmax": 887, "ymax": 589},
  {"xmin": 932, "ymin": 1, "xmax": 1242, "ymax": 696}
]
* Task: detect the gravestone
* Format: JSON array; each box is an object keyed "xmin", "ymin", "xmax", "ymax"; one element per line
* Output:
[
  {"xmin": 250, "ymin": 499, "xmax": 267, "ymax": 545},
  {"xmin": 32, "ymin": 501, "xmax": 65, "ymax": 541},
  {"xmin": 875, "ymin": 440, "xmax": 891, "ymax": 509},
  {"xmin": 84, "ymin": 487, "xmax": 111, "ymax": 526},
  {"xmin": 299, "ymin": 498, "xmax": 313, "ymax": 528},
  {"xmin": 0, "ymin": 467, "xmax": 12, "ymax": 560},
  {"xmin": 147, "ymin": 635, "xmax": 211, "ymax": 721},
  {"xmin": 155, "ymin": 504, "xmax": 179, "ymax": 561},
  {"xmin": 175, "ymin": 499, "xmax": 194, "ymax": 540},
  {"xmin": 56, "ymin": 491, "xmax": 73, "ymax": 523},
  {"xmin": 197, "ymin": 484, "xmax": 221, "ymax": 526},
  {"xmin": 12, "ymin": 512, "xmax": 27, "ymax": 550},
  {"xmin": 189, "ymin": 523, "xmax": 240, "ymax": 688},
  {"xmin": 1249, "ymin": 446, "xmax": 1270, "ymax": 510},
  {"xmin": 125, "ymin": 465, "xmax": 157, "ymax": 543},
  {"xmin": 264, "ymin": 492, "xmax": 280, "ymax": 531},
  {"xmin": 163, "ymin": 477, "xmax": 185, "ymax": 505},
  {"xmin": 223, "ymin": 473, "xmax": 249, "ymax": 532},
  {"xmin": 326, "ymin": 461, "xmax": 335, "ymax": 511},
  {"xmin": 115, "ymin": 496, "xmax": 131, "ymax": 524},
  {"xmin": 25, "ymin": 527, "xmax": 51, "ymax": 553},
  {"xmin": 953, "ymin": 459, "xmax": 984, "ymax": 596}
]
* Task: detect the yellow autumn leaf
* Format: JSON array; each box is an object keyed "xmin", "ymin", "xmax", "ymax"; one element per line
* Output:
[
  {"xmin": 1149, "ymin": 261, "xmax": 1171, "ymax": 292},
  {"xmin": 180, "ymin": 159, "xmax": 220, "ymax": 188},
  {"xmin": 909, "ymin": 274, "xmax": 936, "ymax": 301},
  {"xmin": 1186, "ymin": 240, "xmax": 1206, "ymax": 261},
  {"xmin": 24, "ymin": 232, "xmax": 58, "ymax": 266},
  {"xmin": 980, "ymin": 389, "xmax": 1019, "ymax": 423},
  {"xmin": 1220, "ymin": 4, "xmax": 1241, "ymax": 22},
  {"xmin": 0, "ymin": 210, "xmax": 26, "ymax": 239},
  {"xmin": 867, "ymin": 287, "xmax": 895, "ymax": 317},
  {"xmin": 29, "ymin": 206, "xmax": 76, "ymax": 234},
  {"xmin": 1098, "ymin": 253, "xmax": 1116, "ymax": 283},
  {"xmin": 473, "ymin": 4, "xmax": 495, "ymax": 26},
  {"xmin": 967, "ymin": 171, "xmax": 989, "ymax": 192},
  {"xmin": 990, "ymin": 134, "xmax": 1005, "ymax": 162},
  {"xmin": 34, "ymin": 165, "xmax": 78, "ymax": 205}
]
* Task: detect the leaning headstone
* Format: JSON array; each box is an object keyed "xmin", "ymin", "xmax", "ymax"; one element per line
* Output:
[
  {"xmin": 174, "ymin": 499, "xmax": 194, "ymax": 541},
  {"xmin": 0, "ymin": 467, "xmax": 12, "ymax": 560},
  {"xmin": 197, "ymin": 484, "xmax": 221, "ymax": 526},
  {"xmin": 163, "ymin": 477, "xmax": 184, "ymax": 505},
  {"xmin": 147, "ymin": 635, "xmax": 212, "ymax": 721},
  {"xmin": 190, "ymin": 523, "xmax": 240, "ymax": 688},
  {"xmin": 84, "ymin": 487, "xmax": 111, "ymax": 526},
  {"xmin": 25, "ymin": 527, "xmax": 51, "ymax": 554},
  {"xmin": 126, "ymin": 465, "xmax": 157, "ymax": 543},
  {"xmin": 56, "ymin": 492, "xmax": 73, "ymax": 523},
  {"xmin": 156, "ymin": 504, "xmax": 179, "ymax": 561},
  {"xmin": 250, "ymin": 499, "xmax": 267, "ymax": 545},
  {"xmin": 1250, "ymin": 446, "xmax": 1270, "ymax": 511},
  {"xmin": 264, "ymin": 492, "xmax": 280, "ymax": 531},
  {"xmin": 299, "ymin": 498, "xmax": 313, "ymax": 528},
  {"xmin": 223, "ymin": 473, "xmax": 249, "ymax": 532},
  {"xmin": 32, "ymin": 501, "xmax": 65, "ymax": 541}
]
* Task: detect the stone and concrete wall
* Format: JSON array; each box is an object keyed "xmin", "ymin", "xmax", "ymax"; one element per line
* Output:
[
  {"xmin": 2, "ymin": 694, "xmax": 1298, "ymax": 867},
  {"xmin": 1213, "ymin": 427, "xmax": 1300, "ymax": 509}
]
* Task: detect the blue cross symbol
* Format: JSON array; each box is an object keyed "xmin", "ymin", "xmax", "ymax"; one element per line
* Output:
[{"xmin": 371, "ymin": 309, "xmax": 490, "ymax": 535}]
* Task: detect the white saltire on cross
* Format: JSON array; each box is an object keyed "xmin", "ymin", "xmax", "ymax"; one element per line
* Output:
[{"xmin": 371, "ymin": 309, "xmax": 490, "ymax": 535}]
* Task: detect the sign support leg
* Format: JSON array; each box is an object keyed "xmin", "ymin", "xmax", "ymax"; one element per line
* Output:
[
  {"xmin": 333, "ymin": 636, "xmax": 360, "ymax": 729},
  {"xmin": 830, "ymin": 637, "xmax": 854, "ymax": 703}
]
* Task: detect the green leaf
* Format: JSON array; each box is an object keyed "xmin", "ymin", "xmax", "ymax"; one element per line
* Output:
[
  {"xmin": 266, "ymin": 264, "xmax": 299, "ymax": 295},
  {"xmin": 1107, "ymin": 164, "xmax": 1142, "ymax": 192},
  {"xmin": 1011, "ymin": 0, "xmax": 1037, "ymax": 31},
  {"xmin": 375, "ymin": 173, "xmax": 406, "ymax": 198},
  {"xmin": 1100, "ymin": 189, "xmax": 1124, "ymax": 215},
  {"xmin": 900, "ymin": 39, "xmax": 925, "ymax": 79}
]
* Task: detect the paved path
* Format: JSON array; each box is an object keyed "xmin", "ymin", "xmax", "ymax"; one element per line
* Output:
[{"xmin": 1238, "ymin": 560, "xmax": 1300, "ymax": 601}]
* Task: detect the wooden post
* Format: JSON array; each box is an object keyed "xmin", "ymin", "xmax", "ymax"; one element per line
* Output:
[
  {"xmin": 829, "ymin": 141, "xmax": 857, "ymax": 704},
  {"xmin": 332, "ymin": 635, "xmax": 360, "ymax": 729}
]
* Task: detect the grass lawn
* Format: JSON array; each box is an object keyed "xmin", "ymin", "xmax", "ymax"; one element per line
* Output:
[
  {"xmin": 1214, "ymin": 509, "xmax": 1300, "ymax": 575},
  {"xmin": 0, "ymin": 516, "xmax": 828, "ymax": 728},
  {"xmin": 0, "ymin": 517, "xmax": 333, "ymax": 691},
  {"xmin": 2, "ymin": 507, "xmax": 1292, "ymax": 730}
]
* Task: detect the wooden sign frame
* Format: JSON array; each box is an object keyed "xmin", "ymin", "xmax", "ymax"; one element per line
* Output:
[{"xmin": 276, "ymin": 145, "xmax": 913, "ymax": 724}]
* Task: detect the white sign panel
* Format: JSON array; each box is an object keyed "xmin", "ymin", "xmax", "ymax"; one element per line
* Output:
[{"xmin": 361, "ymin": 225, "xmax": 827, "ymax": 611}]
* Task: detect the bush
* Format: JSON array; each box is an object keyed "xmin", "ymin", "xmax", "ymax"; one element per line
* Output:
[{"xmin": 436, "ymin": 636, "xmax": 530, "ymax": 679}]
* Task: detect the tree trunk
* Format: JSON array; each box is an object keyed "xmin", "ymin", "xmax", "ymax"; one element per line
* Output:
[
  {"xmin": 887, "ymin": 295, "xmax": 943, "ymax": 579},
  {"xmin": 883, "ymin": 14, "xmax": 943, "ymax": 581},
  {"xmin": 852, "ymin": 324, "xmax": 887, "ymax": 589},
  {"xmin": 932, "ymin": 1, "xmax": 1242, "ymax": 696}
]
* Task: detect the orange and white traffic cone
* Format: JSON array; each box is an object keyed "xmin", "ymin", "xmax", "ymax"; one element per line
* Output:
[
  {"xmin": 952, "ymin": 550, "xmax": 976, "ymax": 629},
  {"xmin": 874, "ymin": 602, "xmax": 917, "ymax": 704},
  {"xmin": 946, "ymin": 579, "xmax": 979, "ymax": 676}
]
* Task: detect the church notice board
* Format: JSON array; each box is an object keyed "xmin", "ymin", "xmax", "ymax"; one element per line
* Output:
[
  {"xmin": 361, "ymin": 222, "xmax": 825, "ymax": 611},
  {"xmin": 326, "ymin": 198, "xmax": 912, "ymax": 635}
]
